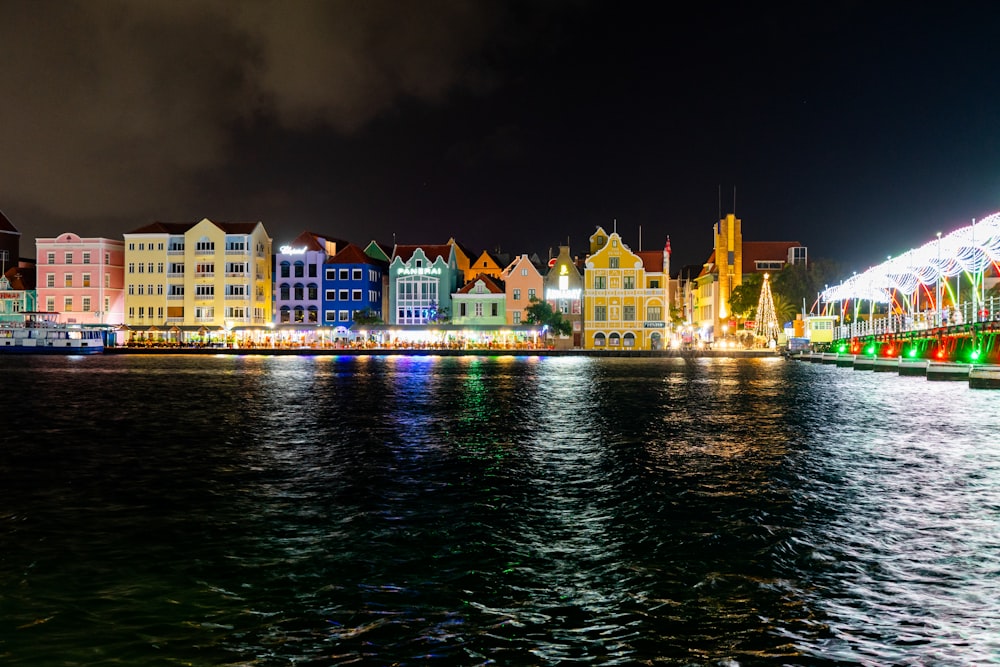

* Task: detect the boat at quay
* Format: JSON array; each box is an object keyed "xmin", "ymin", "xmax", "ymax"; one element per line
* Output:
[{"xmin": 0, "ymin": 312, "xmax": 105, "ymax": 354}]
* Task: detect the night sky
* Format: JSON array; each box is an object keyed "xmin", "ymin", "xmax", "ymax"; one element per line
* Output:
[{"xmin": 2, "ymin": 1, "xmax": 999, "ymax": 272}]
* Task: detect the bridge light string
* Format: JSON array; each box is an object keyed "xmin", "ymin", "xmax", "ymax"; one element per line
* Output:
[{"xmin": 820, "ymin": 211, "xmax": 1000, "ymax": 303}]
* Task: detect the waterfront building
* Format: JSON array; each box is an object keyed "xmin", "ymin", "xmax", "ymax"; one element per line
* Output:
[
  {"xmin": 0, "ymin": 211, "xmax": 19, "ymax": 276},
  {"xmin": 275, "ymin": 231, "xmax": 346, "ymax": 325},
  {"xmin": 388, "ymin": 243, "xmax": 461, "ymax": 324},
  {"xmin": 35, "ymin": 233, "xmax": 125, "ymax": 326},
  {"xmin": 583, "ymin": 227, "xmax": 671, "ymax": 350},
  {"xmin": 323, "ymin": 243, "xmax": 388, "ymax": 328},
  {"xmin": 541, "ymin": 246, "xmax": 583, "ymax": 348},
  {"xmin": 452, "ymin": 274, "xmax": 506, "ymax": 325},
  {"xmin": 122, "ymin": 218, "xmax": 272, "ymax": 343},
  {"xmin": 694, "ymin": 212, "xmax": 806, "ymax": 340},
  {"xmin": 501, "ymin": 254, "xmax": 545, "ymax": 326},
  {"xmin": 446, "ymin": 237, "xmax": 477, "ymax": 283},
  {"xmin": 0, "ymin": 271, "xmax": 36, "ymax": 324}
]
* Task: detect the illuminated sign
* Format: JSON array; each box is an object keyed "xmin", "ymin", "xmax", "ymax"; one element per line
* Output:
[
  {"xmin": 643, "ymin": 321, "xmax": 666, "ymax": 328},
  {"xmin": 0, "ymin": 292, "xmax": 21, "ymax": 299},
  {"xmin": 397, "ymin": 266, "xmax": 442, "ymax": 276},
  {"xmin": 279, "ymin": 245, "xmax": 307, "ymax": 255},
  {"xmin": 546, "ymin": 288, "xmax": 581, "ymax": 300}
]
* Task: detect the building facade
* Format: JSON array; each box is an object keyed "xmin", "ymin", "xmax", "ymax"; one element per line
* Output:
[
  {"xmin": 35, "ymin": 233, "xmax": 125, "ymax": 325},
  {"xmin": 323, "ymin": 243, "xmax": 387, "ymax": 327},
  {"xmin": 122, "ymin": 219, "xmax": 272, "ymax": 340},
  {"xmin": 275, "ymin": 232, "xmax": 345, "ymax": 325},
  {"xmin": 583, "ymin": 227, "xmax": 671, "ymax": 350},
  {"xmin": 452, "ymin": 274, "xmax": 506, "ymax": 325},
  {"xmin": 501, "ymin": 254, "xmax": 544, "ymax": 326},
  {"xmin": 543, "ymin": 245, "xmax": 584, "ymax": 347},
  {"xmin": 388, "ymin": 244, "xmax": 461, "ymax": 325}
]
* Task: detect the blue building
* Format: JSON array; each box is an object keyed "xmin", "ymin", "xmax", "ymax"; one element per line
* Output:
[{"xmin": 323, "ymin": 243, "xmax": 388, "ymax": 327}]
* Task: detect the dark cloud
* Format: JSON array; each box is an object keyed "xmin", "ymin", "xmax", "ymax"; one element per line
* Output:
[{"xmin": 0, "ymin": 0, "xmax": 504, "ymax": 224}]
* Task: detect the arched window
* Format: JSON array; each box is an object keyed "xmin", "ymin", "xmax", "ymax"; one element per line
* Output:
[
  {"xmin": 623, "ymin": 332, "xmax": 636, "ymax": 347},
  {"xmin": 293, "ymin": 307, "xmax": 304, "ymax": 323},
  {"xmin": 294, "ymin": 261, "xmax": 305, "ymax": 278},
  {"xmin": 293, "ymin": 283, "xmax": 304, "ymax": 300},
  {"xmin": 593, "ymin": 332, "xmax": 606, "ymax": 347},
  {"xmin": 279, "ymin": 306, "xmax": 290, "ymax": 323},
  {"xmin": 609, "ymin": 332, "xmax": 621, "ymax": 347},
  {"xmin": 279, "ymin": 261, "xmax": 290, "ymax": 278},
  {"xmin": 307, "ymin": 305, "xmax": 319, "ymax": 323},
  {"xmin": 307, "ymin": 283, "xmax": 318, "ymax": 300},
  {"xmin": 279, "ymin": 284, "xmax": 290, "ymax": 300}
]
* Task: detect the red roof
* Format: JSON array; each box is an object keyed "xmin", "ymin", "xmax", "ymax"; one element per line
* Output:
[
  {"xmin": 125, "ymin": 219, "xmax": 262, "ymax": 235},
  {"xmin": 328, "ymin": 243, "xmax": 388, "ymax": 267},
  {"xmin": 392, "ymin": 244, "xmax": 452, "ymax": 263},
  {"xmin": 457, "ymin": 273, "xmax": 505, "ymax": 294},
  {"xmin": 637, "ymin": 250, "xmax": 665, "ymax": 273}
]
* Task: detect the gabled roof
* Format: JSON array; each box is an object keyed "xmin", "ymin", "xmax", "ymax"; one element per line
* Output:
[
  {"xmin": 0, "ymin": 210, "xmax": 18, "ymax": 233},
  {"xmin": 742, "ymin": 241, "xmax": 802, "ymax": 267},
  {"xmin": 457, "ymin": 273, "xmax": 505, "ymax": 294},
  {"xmin": 328, "ymin": 243, "xmax": 388, "ymax": 267},
  {"xmin": 125, "ymin": 218, "xmax": 264, "ymax": 235},
  {"xmin": 392, "ymin": 243, "xmax": 453, "ymax": 263}
]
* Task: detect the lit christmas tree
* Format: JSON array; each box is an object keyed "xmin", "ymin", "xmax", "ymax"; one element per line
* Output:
[{"xmin": 756, "ymin": 273, "xmax": 781, "ymax": 344}]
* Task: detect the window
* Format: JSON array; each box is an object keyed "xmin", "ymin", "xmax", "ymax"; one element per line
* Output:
[
  {"xmin": 513, "ymin": 311, "xmax": 521, "ymax": 323},
  {"xmin": 294, "ymin": 285, "xmax": 303, "ymax": 300},
  {"xmin": 82, "ymin": 273, "xmax": 91, "ymax": 287},
  {"xmin": 475, "ymin": 303, "xmax": 483, "ymax": 317},
  {"xmin": 195, "ymin": 284, "xmax": 214, "ymax": 297},
  {"xmin": 137, "ymin": 284, "xmax": 145, "ymax": 295},
  {"xmin": 82, "ymin": 252, "xmax": 91, "ymax": 264},
  {"xmin": 195, "ymin": 239, "xmax": 214, "ymax": 252},
  {"xmin": 622, "ymin": 305, "xmax": 635, "ymax": 321},
  {"xmin": 128, "ymin": 263, "xmax": 135, "ymax": 274},
  {"xmin": 593, "ymin": 275, "xmax": 606, "ymax": 289},
  {"xmin": 65, "ymin": 252, "xmax": 73, "ymax": 264},
  {"xmin": 459, "ymin": 303, "xmax": 467, "ymax": 317},
  {"xmin": 352, "ymin": 269, "xmax": 362, "ymax": 280},
  {"xmin": 280, "ymin": 262, "xmax": 290, "ymax": 278},
  {"xmin": 82, "ymin": 296, "xmax": 91, "ymax": 312},
  {"xmin": 623, "ymin": 276, "xmax": 635, "ymax": 289},
  {"xmin": 352, "ymin": 290, "xmax": 362, "ymax": 301},
  {"xmin": 47, "ymin": 252, "xmax": 55, "ymax": 264},
  {"xmin": 513, "ymin": 288, "xmax": 521, "ymax": 301},
  {"xmin": 308, "ymin": 264, "xmax": 317, "ymax": 277},
  {"xmin": 308, "ymin": 285, "xmax": 318, "ymax": 300},
  {"xmin": 339, "ymin": 311, "xmax": 349, "ymax": 322},
  {"xmin": 64, "ymin": 274, "xmax": 73, "ymax": 287},
  {"xmin": 339, "ymin": 269, "xmax": 349, "ymax": 280},
  {"xmin": 609, "ymin": 332, "xmax": 621, "ymax": 347},
  {"xmin": 521, "ymin": 268, "xmax": 528, "ymax": 276},
  {"xmin": 609, "ymin": 257, "xmax": 619, "ymax": 269},
  {"xmin": 491, "ymin": 303, "xmax": 498, "ymax": 317},
  {"xmin": 325, "ymin": 289, "xmax": 336, "ymax": 300},
  {"xmin": 647, "ymin": 305, "xmax": 662, "ymax": 321},
  {"xmin": 623, "ymin": 332, "xmax": 636, "ymax": 347},
  {"xmin": 528, "ymin": 288, "xmax": 536, "ymax": 300},
  {"xmin": 593, "ymin": 332, "xmax": 606, "ymax": 347},
  {"xmin": 294, "ymin": 262, "xmax": 304, "ymax": 278},
  {"xmin": 594, "ymin": 305, "xmax": 607, "ymax": 321},
  {"xmin": 46, "ymin": 273, "xmax": 55, "ymax": 288},
  {"xmin": 64, "ymin": 297, "xmax": 73, "ymax": 311},
  {"xmin": 339, "ymin": 290, "xmax": 349, "ymax": 300}
]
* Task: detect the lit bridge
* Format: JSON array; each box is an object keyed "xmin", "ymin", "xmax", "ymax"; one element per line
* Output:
[{"xmin": 817, "ymin": 212, "xmax": 1000, "ymax": 365}]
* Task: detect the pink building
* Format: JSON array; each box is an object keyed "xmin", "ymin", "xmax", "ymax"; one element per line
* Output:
[
  {"xmin": 500, "ymin": 254, "xmax": 544, "ymax": 325},
  {"xmin": 36, "ymin": 233, "xmax": 126, "ymax": 325}
]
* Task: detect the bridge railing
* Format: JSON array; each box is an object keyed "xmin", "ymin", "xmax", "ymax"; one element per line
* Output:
[{"xmin": 834, "ymin": 296, "xmax": 1000, "ymax": 340}]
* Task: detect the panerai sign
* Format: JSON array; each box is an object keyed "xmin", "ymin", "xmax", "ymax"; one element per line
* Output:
[{"xmin": 397, "ymin": 266, "xmax": 442, "ymax": 276}]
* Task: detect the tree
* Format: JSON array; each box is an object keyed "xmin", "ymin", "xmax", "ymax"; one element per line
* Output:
[
  {"xmin": 351, "ymin": 309, "xmax": 383, "ymax": 325},
  {"xmin": 728, "ymin": 273, "xmax": 762, "ymax": 320},
  {"xmin": 772, "ymin": 258, "xmax": 846, "ymax": 316},
  {"xmin": 525, "ymin": 297, "xmax": 572, "ymax": 338}
]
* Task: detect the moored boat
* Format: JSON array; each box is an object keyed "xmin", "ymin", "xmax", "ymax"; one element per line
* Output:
[{"xmin": 0, "ymin": 312, "xmax": 104, "ymax": 354}]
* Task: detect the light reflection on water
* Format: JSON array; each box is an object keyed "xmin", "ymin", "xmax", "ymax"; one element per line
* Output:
[{"xmin": 1, "ymin": 354, "xmax": 999, "ymax": 665}]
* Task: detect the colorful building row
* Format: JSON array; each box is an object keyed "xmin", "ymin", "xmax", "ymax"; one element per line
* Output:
[{"xmin": 1, "ymin": 210, "xmax": 807, "ymax": 349}]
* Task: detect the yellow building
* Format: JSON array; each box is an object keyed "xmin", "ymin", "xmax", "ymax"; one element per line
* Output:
[
  {"xmin": 123, "ymin": 218, "xmax": 272, "ymax": 341},
  {"xmin": 583, "ymin": 227, "xmax": 671, "ymax": 350}
]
